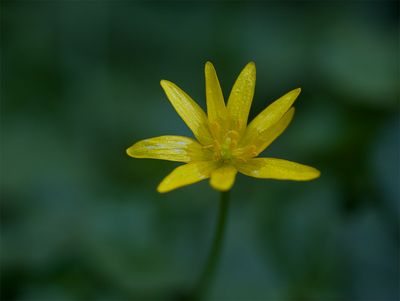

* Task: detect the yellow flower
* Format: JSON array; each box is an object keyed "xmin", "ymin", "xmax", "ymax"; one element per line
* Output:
[{"xmin": 127, "ymin": 62, "xmax": 320, "ymax": 193}]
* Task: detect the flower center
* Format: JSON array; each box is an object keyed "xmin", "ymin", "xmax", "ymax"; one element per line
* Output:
[
  {"xmin": 205, "ymin": 121, "xmax": 258, "ymax": 164},
  {"xmin": 214, "ymin": 130, "xmax": 239, "ymax": 163}
]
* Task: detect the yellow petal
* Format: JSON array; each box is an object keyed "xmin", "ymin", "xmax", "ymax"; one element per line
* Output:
[
  {"xmin": 236, "ymin": 158, "xmax": 320, "ymax": 181},
  {"xmin": 160, "ymin": 80, "xmax": 213, "ymax": 145},
  {"xmin": 126, "ymin": 136, "xmax": 212, "ymax": 163},
  {"xmin": 227, "ymin": 62, "xmax": 256, "ymax": 135},
  {"xmin": 210, "ymin": 165, "xmax": 237, "ymax": 191},
  {"xmin": 252, "ymin": 107, "xmax": 295, "ymax": 156},
  {"xmin": 205, "ymin": 62, "xmax": 228, "ymax": 123},
  {"xmin": 157, "ymin": 161, "xmax": 218, "ymax": 193},
  {"xmin": 242, "ymin": 88, "xmax": 301, "ymax": 144}
]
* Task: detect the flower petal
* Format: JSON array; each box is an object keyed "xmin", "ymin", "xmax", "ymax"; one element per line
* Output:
[
  {"xmin": 227, "ymin": 62, "xmax": 256, "ymax": 135},
  {"xmin": 236, "ymin": 158, "xmax": 320, "ymax": 181},
  {"xmin": 160, "ymin": 80, "xmax": 213, "ymax": 145},
  {"xmin": 126, "ymin": 135, "xmax": 212, "ymax": 163},
  {"xmin": 252, "ymin": 107, "xmax": 295, "ymax": 156},
  {"xmin": 242, "ymin": 88, "xmax": 300, "ymax": 144},
  {"xmin": 157, "ymin": 161, "xmax": 218, "ymax": 193},
  {"xmin": 210, "ymin": 165, "xmax": 237, "ymax": 191},
  {"xmin": 205, "ymin": 62, "xmax": 228, "ymax": 123}
]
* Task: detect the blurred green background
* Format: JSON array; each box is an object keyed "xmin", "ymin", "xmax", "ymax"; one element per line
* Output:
[{"xmin": 1, "ymin": 1, "xmax": 399, "ymax": 300}]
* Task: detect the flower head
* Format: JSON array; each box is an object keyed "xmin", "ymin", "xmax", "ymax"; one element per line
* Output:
[{"xmin": 127, "ymin": 62, "xmax": 320, "ymax": 193}]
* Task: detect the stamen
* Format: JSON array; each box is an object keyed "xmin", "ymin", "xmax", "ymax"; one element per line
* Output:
[
  {"xmin": 224, "ymin": 130, "xmax": 239, "ymax": 149},
  {"xmin": 226, "ymin": 130, "xmax": 239, "ymax": 140},
  {"xmin": 232, "ymin": 144, "xmax": 258, "ymax": 160},
  {"xmin": 212, "ymin": 140, "xmax": 222, "ymax": 160},
  {"xmin": 249, "ymin": 145, "xmax": 258, "ymax": 157},
  {"xmin": 235, "ymin": 157, "xmax": 248, "ymax": 163}
]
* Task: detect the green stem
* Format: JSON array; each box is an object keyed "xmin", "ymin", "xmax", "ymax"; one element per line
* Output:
[{"xmin": 193, "ymin": 191, "xmax": 230, "ymax": 300}]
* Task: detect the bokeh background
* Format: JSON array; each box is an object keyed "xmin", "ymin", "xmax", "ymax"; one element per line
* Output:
[{"xmin": 1, "ymin": 1, "xmax": 399, "ymax": 300}]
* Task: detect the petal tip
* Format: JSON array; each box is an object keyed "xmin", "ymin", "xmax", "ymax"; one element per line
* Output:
[
  {"xmin": 205, "ymin": 61, "xmax": 216, "ymax": 73},
  {"xmin": 292, "ymin": 87, "xmax": 301, "ymax": 98},
  {"xmin": 246, "ymin": 61, "xmax": 256, "ymax": 71},
  {"xmin": 305, "ymin": 167, "xmax": 321, "ymax": 181},
  {"xmin": 286, "ymin": 87, "xmax": 301, "ymax": 102},
  {"xmin": 160, "ymin": 79, "xmax": 171, "ymax": 88},
  {"xmin": 209, "ymin": 166, "xmax": 237, "ymax": 191},
  {"xmin": 312, "ymin": 168, "xmax": 321, "ymax": 179},
  {"xmin": 210, "ymin": 179, "xmax": 232, "ymax": 192},
  {"xmin": 157, "ymin": 182, "xmax": 169, "ymax": 193},
  {"xmin": 126, "ymin": 146, "xmax": 135, "ymax": 157},
  {"xmin": 157, "ymin": 187, "xmax": 166, "ymax": 194}
]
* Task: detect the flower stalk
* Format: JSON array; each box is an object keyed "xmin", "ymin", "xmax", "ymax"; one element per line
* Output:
[{"xmin": 194, "ymin": 191, "xmax": 230, "ymax": 300}]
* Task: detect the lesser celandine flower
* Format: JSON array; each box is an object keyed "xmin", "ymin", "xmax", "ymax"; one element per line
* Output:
[
  {"xmin": 126, "ymin": 62, "xmax": 320, "ymax": 299},
  {"xmin": 127, "ymin": 62, "xmax": 320, "ymax": 192}
]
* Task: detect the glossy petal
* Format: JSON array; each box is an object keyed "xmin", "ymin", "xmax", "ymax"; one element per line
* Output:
[
  {"xmin": 236, "ymin": 158, "xmax": 320, "ymax": 181},
  {"xmin": 252, "ymin": 107, "xmax": 295, "ymax": 156},
  {"xmin": 160, "ymin": 80, "xmax": 213, "ymax": 145},
  {"xmin": 205, "ymin": 62, "xmax": 228, "ymax": 123},
  {"xmin": 157, "ymin": 161, "xmax": 218, "ymax": 193},
  {"xmin": 227, "ymin": 62, "xmax": 256, "ymax": 135},
  {"xmin": 126, "ymin": 135, "xmax": 211, "ymax": 163},
  {"xmin": 242, "ymin": 88, "xmax": 301, "ymax": 144},
  {"xmin": 210, "ymin": 165, "xmax": 237, "ymax": 191}
]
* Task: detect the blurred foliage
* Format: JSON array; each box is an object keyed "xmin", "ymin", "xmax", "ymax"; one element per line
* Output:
[{"xmin": 1, "ymin": 1, "xmax": 399, "ymax": 301}]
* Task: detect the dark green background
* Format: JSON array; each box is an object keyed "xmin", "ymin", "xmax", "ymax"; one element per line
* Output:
[{"xmin": 1, "ymin": 1, "xmax": 399, "ymax": 300}]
